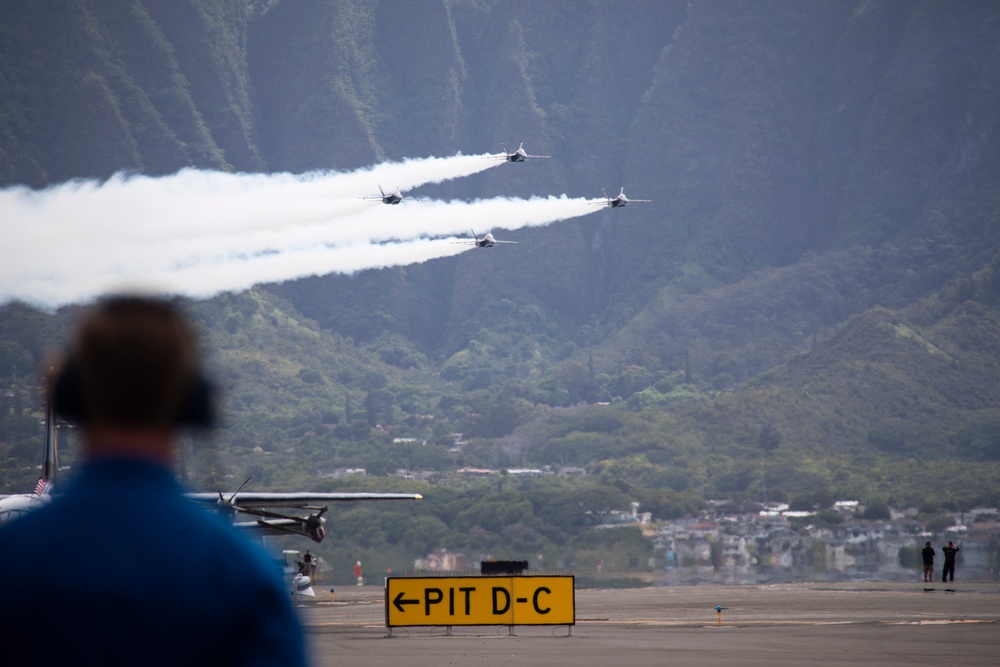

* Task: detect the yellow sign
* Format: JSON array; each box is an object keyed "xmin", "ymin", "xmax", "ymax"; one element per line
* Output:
[{"xmin": 385, "ymin": 576, "xmax": 575, "ymax": 627}]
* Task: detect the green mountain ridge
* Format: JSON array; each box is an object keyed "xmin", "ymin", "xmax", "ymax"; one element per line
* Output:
[{"xmin": 2, "ymin": 1, "xmax": 999, "ymax": 569}]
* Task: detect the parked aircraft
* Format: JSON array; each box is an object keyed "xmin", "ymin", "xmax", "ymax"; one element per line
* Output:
[
  {"xmin": 0, "ymin": 403, "xmax": 57, "ymax": 527},
  {"xmin": 362, "ymin": 186, "xmax": 404, "ymax": 205},
  {"xmin": 0, "ymin": 405, "xmax": 421, "ymax": 542},
  {"xmin": 458, "ymin": 230, "xmax": 519, "ymax": 248},
  {"xmin": 188, "ymin": 483, "xmax": 422, "ymax": 543},
  {"xmin": 493, "ymin": 142, "xmax": 551, "ymax": 163},
  {"xmin": 595, "ymin": 187, "xmax": 652, "ymax": 208}
]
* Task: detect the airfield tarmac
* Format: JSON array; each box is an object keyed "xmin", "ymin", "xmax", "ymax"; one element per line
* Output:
[{"xmin": 299, "ymin": 580, "xmax": 1000, "ymax": 666}]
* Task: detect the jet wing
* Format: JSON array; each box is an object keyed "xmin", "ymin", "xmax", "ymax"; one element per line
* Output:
[
  {"xmin": 233, "ymin": 518, "xmax": 319, "ymax": 539},
  {"xmin": 231, "ymin": 517, "xmax": 329, "ymax": 542},
  {"xmin": 234, "ymin": 518, "xmax": 299, "ymax": 530},
  {"xmin": 187, "ymin": 491, "xmax": 422, "ymax": 508}
]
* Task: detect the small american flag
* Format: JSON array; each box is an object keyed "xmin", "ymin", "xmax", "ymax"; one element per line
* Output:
[{"xmin": 33, "ymin": 478, "xmax": 48, "ymax": 496}]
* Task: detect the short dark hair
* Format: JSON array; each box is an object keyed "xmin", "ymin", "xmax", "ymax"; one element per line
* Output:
[{"xmin": 70, "ymin": 296, "xmax": 199, "ymax": 429}]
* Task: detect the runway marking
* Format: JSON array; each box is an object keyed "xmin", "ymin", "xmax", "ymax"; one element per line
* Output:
[
  {"xmin": 883, "ymin": 619, "xmax": 996, "ymax": 625},
  {"xmin": 572, "ymin": 619, "xmax": 1000, "ymax": 628}
]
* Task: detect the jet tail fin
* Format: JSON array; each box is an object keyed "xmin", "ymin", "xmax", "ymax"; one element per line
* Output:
[{"xmin": 38, "ymin": 400, "xmax": 57, "ymax": 493}]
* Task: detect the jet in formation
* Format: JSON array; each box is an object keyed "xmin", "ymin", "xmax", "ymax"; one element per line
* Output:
[
  {"xmin": 458, "ymin": 230, "xmax": 519, "ymax": 248},
  {"xmin": 595, "ymin": 187, "xmax": 652, "ymax": 208},
  {"xmin": 0, "ymin": 405, "xmax": 421, "ymax": 542},
  {"xmin": 493, "ymin": 142, "xmax": 551, "ymax": 163},
  {"xmin": 362, "ymin": 185, "xmax": 404, "ymax": 205}
]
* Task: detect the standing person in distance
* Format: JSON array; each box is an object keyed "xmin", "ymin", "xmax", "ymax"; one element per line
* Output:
[
  {"xmin": 921, "ymin": 541, "xmax": 935, "ymax": 583},
  {"xmin": 942, "ymin": 541, "xmax": 960, "ymax": 583}
]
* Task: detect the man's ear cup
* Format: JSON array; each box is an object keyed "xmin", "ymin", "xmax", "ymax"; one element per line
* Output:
[{"xmin": 52, "ymin": 357, "xmax": 214, "ymax": 428}]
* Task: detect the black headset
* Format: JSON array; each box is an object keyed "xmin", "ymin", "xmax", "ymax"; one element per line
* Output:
[{"xmin": 52, "ymin": 356, "xmax": 215, "ymax": 429}]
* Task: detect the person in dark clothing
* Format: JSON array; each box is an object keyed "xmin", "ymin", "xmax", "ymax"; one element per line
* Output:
[
  {"xmin": 921, "ymin": 541, "xmax": 935, "ymax": 582},
  {"xmin": 296, "ymin": 550, "xmax": 315, "ymax": 579},
  {"xmin": 303, "ymin": 549, "xmax": 316, "ymax": 580},
  {"xmin": 942, "ymin": 541, "xmax": 960, "ymax": 582},
  {"xmin": 0, "ymin": 296, "xmax": 306, "ymax": 666}
]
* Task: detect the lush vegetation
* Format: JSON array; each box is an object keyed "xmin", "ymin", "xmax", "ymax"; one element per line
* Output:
[{"xmin": 2, "ymin": 1, "xmax": 999, "ymax": 576}]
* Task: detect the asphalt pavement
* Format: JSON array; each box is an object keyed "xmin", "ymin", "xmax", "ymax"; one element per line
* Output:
[{"xmin": 298, "ymin": 580, "xmax": 1000, "ymax": 666}]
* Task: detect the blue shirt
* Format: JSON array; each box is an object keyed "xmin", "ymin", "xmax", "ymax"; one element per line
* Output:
[{"xmin": 0, "ymin": 459, "xmax": 306, "ymax": 666}]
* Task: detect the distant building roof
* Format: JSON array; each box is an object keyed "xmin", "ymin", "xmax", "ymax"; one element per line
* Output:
[{"xmin": 457, "ymin": 467, "xmax": 495, "ymax": 476}]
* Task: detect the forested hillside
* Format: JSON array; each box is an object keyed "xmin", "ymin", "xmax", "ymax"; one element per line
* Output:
[{"xmin": 1, "ymin": 0, "xmax": 999, "ymax": 576}]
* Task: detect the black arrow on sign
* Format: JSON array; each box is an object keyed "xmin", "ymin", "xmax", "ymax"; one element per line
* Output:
[{"xmin": 393, "ymin": 591, "xmax": 419, "ymax": 613}]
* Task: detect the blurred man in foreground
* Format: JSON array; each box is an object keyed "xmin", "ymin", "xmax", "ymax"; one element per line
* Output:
[{"xmin": 0, "ymin": 296, "xmax": 306, "ymax": 666}]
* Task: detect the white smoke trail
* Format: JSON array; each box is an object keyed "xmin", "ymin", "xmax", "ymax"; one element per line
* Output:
[
  {"xmin": 137, "ymin": 195, "xmax": 597, "ymax": 258},
  {"xmin": 5, "ymin": 153, "xmax": 501, "ymax": 243},
  {"xmin": 151, "ymin": 238, "xmax": 474, "ymax": 299},
  {"xmin": 13, "ymin": 238, "xmax": 474, "ymax": 306},
  {"xmin": 1, "ymin": 154, "xmax": 600, "ymax": 308}
]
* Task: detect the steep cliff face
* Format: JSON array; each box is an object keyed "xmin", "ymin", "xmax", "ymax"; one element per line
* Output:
[
  {"xmin": 621, "ymin": 0, "xmax": 1000, "ymax": 288},
  {"xmin": 0, "ymin": 0, "xmax": 263, "ymax": 184},
  {"xmin": 249, "ymin": 0, "xmax": 386, "ymax": 171},
  {"xmin": 1, "ymin": 0, "xmax": 998, "ymax": 356}
]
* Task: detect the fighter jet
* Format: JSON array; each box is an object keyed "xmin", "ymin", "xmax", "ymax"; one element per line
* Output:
[
  {"xmin": 492, "ymin": 142, "xmax": 551, "ymax": 163},
  {"xmin": 594, "ymin": 187, "xmax": 652, "ymax": 208},
  {"xmin": 457, "ymin": 230, "xmax": 519, "ymax": 248},
  {"xmin": 362, "ymin": 186, "xmax": 404, "ymax": 205}
]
